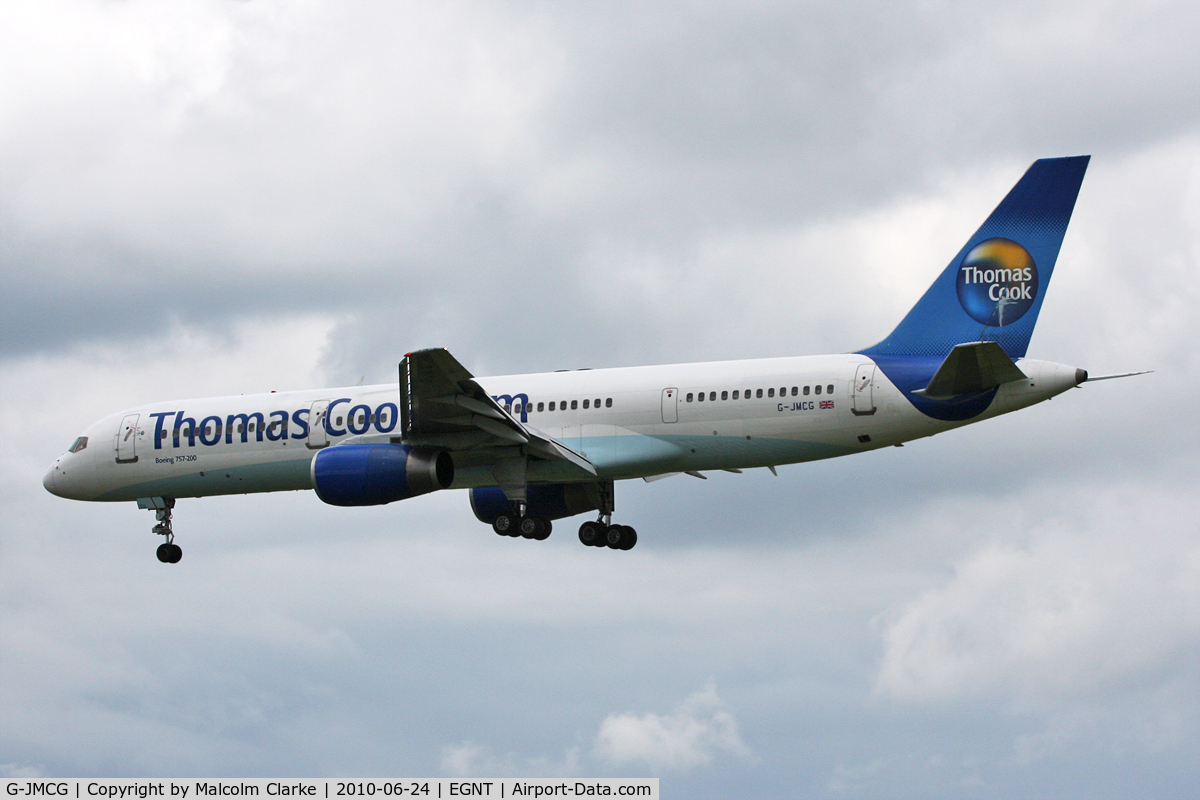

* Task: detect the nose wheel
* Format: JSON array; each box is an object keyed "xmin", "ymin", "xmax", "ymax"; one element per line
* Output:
[
  {"xmin": 156, "ymin": 541, "xmax": 182, "ymax": 563},
  {"xmin": 139, "ymin": 496, "xmax": 181, "ymax": 563}
]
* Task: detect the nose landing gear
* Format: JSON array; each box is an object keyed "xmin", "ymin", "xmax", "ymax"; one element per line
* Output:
[{"xmin": 138, "ymin": 496, "xmax": 181, "ymax": 563}]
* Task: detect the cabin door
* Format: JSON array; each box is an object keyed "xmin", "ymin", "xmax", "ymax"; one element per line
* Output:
[
  {"xmin": 116, "ymin": 414, "xmax": 140, "ymax": 463},
  {"xmin": 852, "ymin": 364, "xmax": 877, "ymax": 416},
  {"xmin": 307, "ymin": 400, "xmax": 330, "ymax": 449},
  {"xmin": 661, "ymin": 388, "xmax": 678, "ymax": 423}
]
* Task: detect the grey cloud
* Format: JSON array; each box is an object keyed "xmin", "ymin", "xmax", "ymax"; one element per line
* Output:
[{"xmin": 6, "ymin": 2, "xmax": 1200, "ymax": 366}]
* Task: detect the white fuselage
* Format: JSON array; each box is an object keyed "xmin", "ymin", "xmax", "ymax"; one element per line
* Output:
[{"xmin": 43, "ymin": 354, "xmax": 1080, "ymax": 503}]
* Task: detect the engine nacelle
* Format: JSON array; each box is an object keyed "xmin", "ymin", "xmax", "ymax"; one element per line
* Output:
[
  {"xmin": 470, "ymin": 483, "xmax": 601, "ymax": 523},
  {"xmin": 312, "ymin": 443, "xmax": 453, "ymax": 506}
]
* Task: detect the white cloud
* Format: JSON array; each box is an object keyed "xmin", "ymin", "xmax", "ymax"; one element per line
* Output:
[
  {"xmin": 441, "ymin": 684, "xmax": 753, "ymax": 779},
  {"xmin": 440, "ymin": 741, "xmax": 581, "ymax": 779},
  {"xmin": 441, "ymin": 742, "xmax": 495, "ymax": 778},
  {"xmin": 593, "ymin": 683, "xmax": 752, "ymax": 772},
  {"xmin": 875, "ymin": 483, "xmax": 1200, "ymax": 706}
]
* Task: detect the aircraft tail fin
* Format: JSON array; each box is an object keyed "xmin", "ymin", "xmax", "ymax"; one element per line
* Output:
[{"xmin": 859, "ymin": 156, "xmax": 1089, "ymax": 359}]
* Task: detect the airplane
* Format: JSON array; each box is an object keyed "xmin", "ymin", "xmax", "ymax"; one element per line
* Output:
[{"xmin": 43, "ymin": 155, "xmax": 1145, "ymax": 563}]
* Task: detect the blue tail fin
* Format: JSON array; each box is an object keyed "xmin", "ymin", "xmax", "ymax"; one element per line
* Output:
[{"xmin": 860, "ymin": 156, "xmax": 1089, "ymax": 359}]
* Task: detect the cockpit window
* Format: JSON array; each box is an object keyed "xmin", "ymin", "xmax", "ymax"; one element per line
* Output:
[{"xmin": 69, "ymin": 436, "xmax": 88, "ymax": 453}]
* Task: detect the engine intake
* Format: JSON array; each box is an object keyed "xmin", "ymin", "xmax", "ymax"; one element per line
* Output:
[{"xmin": 312, "ymin": 444, "xmax": 453, "ymax": 506}]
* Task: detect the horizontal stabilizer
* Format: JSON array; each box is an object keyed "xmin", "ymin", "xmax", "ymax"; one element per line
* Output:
[{"xmin": 913, "ymin": 341, "xmax": 1027, "ymax": 399}]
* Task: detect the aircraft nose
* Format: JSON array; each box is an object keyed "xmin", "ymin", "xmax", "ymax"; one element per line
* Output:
[{"xmin": 43, "ymin": 461, "xmax": 60, "ymax": 496}]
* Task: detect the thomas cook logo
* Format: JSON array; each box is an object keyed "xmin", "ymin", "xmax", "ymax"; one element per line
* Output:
[{"xmin": 955, "ymin": 238, "xmax": 1038, "ymax": 327}]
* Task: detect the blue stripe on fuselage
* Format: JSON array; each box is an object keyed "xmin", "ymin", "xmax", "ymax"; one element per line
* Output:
[{"xmin": 868, "ymin": 355, "xmax": 998, "ymax": 422}]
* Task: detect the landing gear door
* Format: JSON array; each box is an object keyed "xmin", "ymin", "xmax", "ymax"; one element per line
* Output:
[
  {"xmin": 852, "ymin": 364, "xmax": 877, "ymax": 416},
  {"xmin": 116, "ymin": 414, "xmax": 140, "ymax": 463},
  {"xmin": 307, "ymin": 400, "xmax": 330, "ymax": 449},
  {"xmin": 661, "ymin": 388, "xmax": 678, "ymax": 423}
]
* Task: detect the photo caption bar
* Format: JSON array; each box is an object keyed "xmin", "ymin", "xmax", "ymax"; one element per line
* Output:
[{"xmin": 2, "ymin": 780, "xmax": 658, "ymax": 800}]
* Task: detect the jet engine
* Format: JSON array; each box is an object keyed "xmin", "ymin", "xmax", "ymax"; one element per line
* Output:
[{"xmin": 312, "ymin": 443, "xmax": 453, "ymax": 506}]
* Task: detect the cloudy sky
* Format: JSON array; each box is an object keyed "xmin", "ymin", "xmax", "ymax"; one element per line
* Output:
[{"xmin": 3, "ymin": 1, "xmax": 1199, "ymax": 796}]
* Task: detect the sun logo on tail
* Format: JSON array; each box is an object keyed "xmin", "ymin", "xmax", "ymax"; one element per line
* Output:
[{"xmin": 955, "ymin": 238, "xmax": 1038, "ymax": 327}]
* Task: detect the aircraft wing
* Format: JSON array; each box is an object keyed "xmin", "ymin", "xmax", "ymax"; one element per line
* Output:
[
  {"xmin": 398, "ymin": 348, "xmax": 596, "ymax": 474},
  {"xmin": 913, "ymin": 341, "xmax": 1028, "ymax": 398}
]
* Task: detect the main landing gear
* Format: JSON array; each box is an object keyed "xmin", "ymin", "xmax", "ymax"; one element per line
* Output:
[
  {"xmin": 492, "ymin": 505, "xmax": 553, "ymax": 541},
  {"xmin": 138, "ymin": 496, "xmax": 181, "ymax": 563},
  {"xmin": 578, "ymin": 518, "xmax": 637, "ymax": 551},
  {"xmin": 576, "ymin": 481, "xmax": 635, "ymax": 550},
  {"xmin": 486, "ymin": 482, "xmax": 637, "ymax": 550}
]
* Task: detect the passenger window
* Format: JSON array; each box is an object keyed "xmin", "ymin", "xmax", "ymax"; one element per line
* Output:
[
  {"xmin": 732, "ymin": 390, "xmax": 739, "ymax": 400},
  {"xmin": 595, "ymin": 398, "xmax": 600, "ymax": 408},
  {"xmin": 549, "ymin": 401, "xmax": 556, "ymax": 411},
  {"xmin": 803, "ymin": 386, "xmax": 810, "ymax": 395},
  {"xmin": 791, "ymin": 386, "xmax": 798, "ymax": 396},
  {"xmin": 571, "ymin": 400, "xmax": 578, "ymax": 410},
  {"xmin": 815, "ymin": 385, "xmax": 821, "ymax": 395},
  {"xmin": 583, "ymin": 399, "xmax": 590, "ymax": 409},
  {"xmin": 686, "ymin": 393, "xmax": 693, "ymax": 402},
  {"xmin": 537, "ymin": 402, "xmax": 544, "ymax": 412},
  {"xmin": 721, "ymin": 391, "xmax": 728, "ymax": 400},
  {"xmin": 756, "ymin": 389, "xmax": 763, "ymax": 398},
  {"xmin": 780, "ymin": 387, "xmax": 786, "ymax": 396},
  {"xmin": 827, "ymin": 384, "xmax": 834, "ymax": 394},
  {"xmin": 698, "ymin": 392, "xmax": 705, "ymax": 402},
  {"xmin": 605, "ymin": 398, "xmax": 612, "ymax": 408},
  {"xmin": 768, "ymin": 388, "xmax": 774, "ymax": 398}
]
